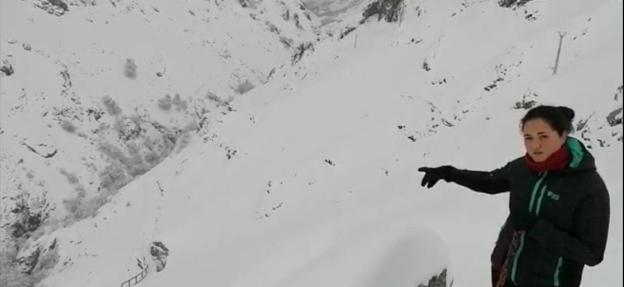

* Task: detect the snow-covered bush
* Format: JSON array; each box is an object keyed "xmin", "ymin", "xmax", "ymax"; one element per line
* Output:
[
  {"xmin": 60, "ymin": 120, "xmax": 76, "ymax": 133},
  {"xmin": 235, "ymin": 79, "xmax": 255, "ymax": 94},
  {"xmin": 172, "ymin": 94, "xmax": 188, "ymax": 111},
  {"xmin": 62, "ymin": 187, "xmax": 88, "ymax": 219},
  {"xmin": 114, "ymin": 116, "xmax": 144, "ymax": 141},
  {"xmin": 158, "ymin": 95, "xmax": 173, "ymax": 111},
  {"xmin": 102, "ymin": 95, "xmax": 122, "ymax": 116},
  {"xmin": 124, "ymin": 58, "xmax": 137, "ymax": 79},
  {"xmin": 98, "ymin": 162, "xmax": 130, "ymax": 192},
  {"xmin": 99, "ymin": 142, "xmax": 147, "ymax": 178},
  {"xmin": 158, "ymin": 94, "xmax": 188, "ymax": 111}
]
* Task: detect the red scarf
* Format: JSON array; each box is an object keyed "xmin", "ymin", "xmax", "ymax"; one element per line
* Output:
[{"xmin": 524, "ymin": 145, "xmax": 570, "ymax": 172}]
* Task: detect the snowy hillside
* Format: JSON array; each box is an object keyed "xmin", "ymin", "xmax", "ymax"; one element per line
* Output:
[
  {"xmin": 1, "ymin": 0, "xmax": 622, "ymax": 286},
  {"xmin": 303, "ymin": 0, "xmax": 368, "ymax": 25},
  {"xmin": 1, "ymin": 0, "xmax": 324, "ymax": 284},
  {"xmin": 1, "ymin": 0, "xmax": 320, "ymax": 283}
]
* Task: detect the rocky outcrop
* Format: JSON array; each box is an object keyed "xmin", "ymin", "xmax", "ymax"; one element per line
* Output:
[
  {"xmin": 418, "ymin": 268, "xmax": 448, "ymax": 287},
  {"xmin": 361, "ymin": 0, "xmax": 404, "ymax": 23},
  {"xmin": 498, "ymin": 0, "xmax": 533, "ymax": 8},
  {"xmin": 150, "ymin": 241, "xmax": 169, "ymax": 272},
  {"xmin": 9, "ymin": 195, "xmax": 51, "ymax": 239},
  {"xmin": 1, "ymin": 59, "xmax": 14, "ymax": 76},
  {"xmin": 607, "ymin": 108, "xmax": 622, "ymax": 127},
  {"xmin": 292, "ymin": 42, "xmax": 314, "ymax": 64}
]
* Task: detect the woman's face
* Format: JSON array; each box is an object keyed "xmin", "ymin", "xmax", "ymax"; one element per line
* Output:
[{"xmin": 522, "ymin": 118, "xmax": 567, "ymax": 162}]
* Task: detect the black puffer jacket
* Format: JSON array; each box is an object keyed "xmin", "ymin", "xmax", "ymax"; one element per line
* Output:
[{"xmin": 446, "ymin": 138, "xmax": 610, "ymax": 287}]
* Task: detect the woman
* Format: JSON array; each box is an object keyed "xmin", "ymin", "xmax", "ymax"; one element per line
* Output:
[{"xmin": 418, "ymin": 105, "xmax": 610, "ymax": 287}]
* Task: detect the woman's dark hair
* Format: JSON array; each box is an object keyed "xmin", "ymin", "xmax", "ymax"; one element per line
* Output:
[{"xmin": 521, "ymin": 105, "xmax": 575, "ymax": 136}]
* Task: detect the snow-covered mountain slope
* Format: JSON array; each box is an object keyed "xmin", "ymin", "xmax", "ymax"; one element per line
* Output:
[
  {"xmin": 0, "ymin": 0, "xmax": 320, "ymax": 262},
  {"xmin": 1, "ymin": 0, "xmax": 321, "ymax": 284},
  {"xmin": 303, "ymin": 0, "xmax": 368, "ymax": 25},
  {"xmin": 1, "ymin": 0, "xmax": 622, "ymax": 286}
]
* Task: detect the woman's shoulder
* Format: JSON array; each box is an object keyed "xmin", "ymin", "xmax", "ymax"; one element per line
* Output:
[
  {"xmin": 503, "ymin": 156, "xmax": 526, "ymax": 172},
  {"xmin": 586, "ymin": 171, "xmax": 610, "ymax": 193},
  {"xmin": 562, "ymin": 169, "xmax": 609, "ymax": 198}
]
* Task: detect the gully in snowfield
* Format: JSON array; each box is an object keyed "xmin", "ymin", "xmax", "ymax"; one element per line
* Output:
[{"xmin": 418, "ymin": 105, "xmax": 610, "ymax": 287}]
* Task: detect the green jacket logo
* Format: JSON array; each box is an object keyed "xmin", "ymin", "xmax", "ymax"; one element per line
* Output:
[{"xmin": 547, "ymin": 191, "xmax": 560, "ymax": 200}]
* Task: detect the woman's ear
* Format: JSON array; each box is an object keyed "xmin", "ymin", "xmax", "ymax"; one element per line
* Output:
[{"xmin": 560, "ymin": 132, "xmax": 569, "ymax": 145}]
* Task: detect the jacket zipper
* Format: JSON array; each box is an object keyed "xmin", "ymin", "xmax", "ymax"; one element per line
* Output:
[
  {"xmin": 554, "ymin": 256, "xmax": 563, "ymax": 286},
  {"xmin": 510, "ymin": 232, "xmax": 526, "ymax": 285},
  {"xmin": 512, "ymin": 171, "xmax": 548, "ymax": 284},
  {"xmin": 529, "ymin": 171, "xmax": 548, "ymax": 214},
  {"xmin": 535, "ymin": 184, "xmax": 549, "ymax": 216}
]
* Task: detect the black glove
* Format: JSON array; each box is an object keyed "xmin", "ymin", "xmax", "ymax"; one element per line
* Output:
[{"xmin": 417, "ymin": 166, "xmax": 454, "ymax": 188}]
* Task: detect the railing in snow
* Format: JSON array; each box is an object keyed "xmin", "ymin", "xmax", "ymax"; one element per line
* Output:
[{"xmin": 120, "ymin": 264, "xmax": 149, "ymax": 287}]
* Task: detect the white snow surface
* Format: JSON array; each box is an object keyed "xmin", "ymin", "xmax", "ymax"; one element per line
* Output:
[
  {"xmin": 1, "ymin": 0, "xmax": 319, "ymax": 222},
  {"xmin": 1, "ymin": 0, "xmax": 622, "ymax": 286}
]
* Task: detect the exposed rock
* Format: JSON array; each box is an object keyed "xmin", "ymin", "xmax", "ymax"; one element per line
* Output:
[
  {"xmin": 338, "ymin": 26, "xmax": 356, "ymax": 39},
  {"xmin": 239, "ymin": 0, "xmax": 251, "ymax": 8},
  {"xmin": 423, "ymin": 61, "xmax": 431, "ymax": 71},
  {"xmin": 418, "ymin": 268, "xmax": 447, "ymax": 287},
  {"xmin": 9, "ymin": 194, "xmax": 51, "ymax": 239},
  {"xmin": 361, "ymin": 0, "xmax": 404, "ymax": 23},
  {"xmin": 606, "ymin": 108, "xmax": 622, "ymax": 127},
  {"xmin": 115, "ymin": 116, "xmax": 145, "ymax": 141},
  {"xmin": 498, "ymin": 0, "xmax": 533, "ymax": 8},
  {"xmin": 150, "ymin": 241, "xmax": 169, "ymax": 272},
  {"xmin": 34, "ymin": 0, "xmax": 69, "ymax": 16},
  {"xmin": 86, "ymin": 107, "xmax": 104, "ymax": 121},
  {"xmin": 1, "ymin": 60, "xmax": 14, "ymax": 76},
  {"xmin": 291, "ymin": 42, "xmax": 314, "ymax": 64},
  {"xmin": 48, "ymin": 0, "xmax": 69, "ymax": 11},
  {"xmin": 16, "ymin": 246, "xmax": 41, "ymax": 274},
  {"xmin": 513, "ymin": 100, "xmax": 537, "ymax": 110},
  {"xmin": 30, "ymin": 239, "xmax": 60, "ymax": 275}
]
